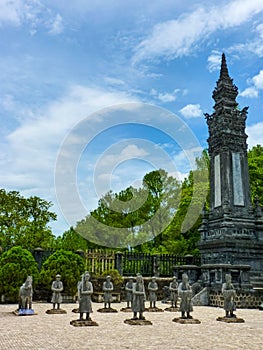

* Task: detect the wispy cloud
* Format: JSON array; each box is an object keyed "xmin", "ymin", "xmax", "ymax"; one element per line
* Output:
[
  {"xmin": 0, "ymin": 0, "xmax": 23, "ymax": 25},
  {"xmin": 150, "ymin": 88, "xmax": 184, "ymax": 103},
  {"xmin": 229, "ymin": 21, "xmax": 263, "ymax": 57},
  {"xmin": 0, "ymin": 0, "xmax": 64, "ymax": 35},
  {"xmin": 0, "ymin": 84, "xmax": 137, "ymax": 193},
  {"xmin": 132, "ymin": 0, "xmax": 263, "ymax": 63},
  {"xmin": 48, "ymin": 14, "xmax": 64, "ymax": 35},
  {"xmin": 207, "ymin": 51, "xmax": 222, "ymax": 72}
]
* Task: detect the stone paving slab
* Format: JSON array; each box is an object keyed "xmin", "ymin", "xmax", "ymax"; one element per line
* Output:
[{"xmin": 0, "ymin": 302, "xmax": 262, "ymax": 350}]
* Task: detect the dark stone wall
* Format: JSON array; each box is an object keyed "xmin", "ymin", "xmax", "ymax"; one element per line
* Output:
[{"xmin": 209, "ymin": 290, "xmax": 263, "ymax": 309}]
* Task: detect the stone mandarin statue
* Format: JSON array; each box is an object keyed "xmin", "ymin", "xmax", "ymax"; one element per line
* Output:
[
  {"xmin": 169, "ymin": 276, "xmax": 178, "ymax": 308},
  {"xmin": 103, "ymin": 275, "xmax": 114, "ymax": 309},
  {"xmin": 125, "ymin": 276, "xmax": 134, "ymax": 308},
  {"xmin": 78, "ymin": 271, "xmax": 93, "ymax": 321},
  {"xmin": 132, "ymin": 273, "xmax": 146, "ymax": 320},
  {"xmin": 148, "ymin": 276, "xmax": 158, "ymax": 308},
  {"xmin": 222, "ymin": 274, "xmax": 236, "ymax": 318},
  {"xmin": 51, "ymin": 274, "xmax": 63, "ymax": 310},
  {"xmin": 178, "ymin": 273, "xmax": 193, "ymax": 319}
]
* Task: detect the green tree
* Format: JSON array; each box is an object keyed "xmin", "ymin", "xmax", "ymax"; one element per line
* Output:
[
  {"xmin": 141, "ymin": 169, "xmax": 181, "ymax": 247},
  {"xmin": 75, "ymin": 170, "xmax": 181, "ymax": 249},
  {"xmin": 248, "ymin": 144, "xmax": 263, "ymax": 204},
  {"xmin": 0, "ymin": 246, "xmax": 39, "ymax": 302},
  {"xmin": 157, "ymin": 150, "xmax": 209, "ymax": 255},
  {"xmin": 39, "ymin": 250, "xmax": 85, "ymax": 297},
  {"xmin": 56, "ymin": 227, "xmax": 89, "ymax": 252},
  {"xmin": 0, "ymin": 189, "xmax": 57, "ymax": 250}
]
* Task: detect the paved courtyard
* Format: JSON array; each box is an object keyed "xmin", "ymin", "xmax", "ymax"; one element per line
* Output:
[{"xmin": 0, "ymin": 302, "xmax": 262, "ymax": 350}]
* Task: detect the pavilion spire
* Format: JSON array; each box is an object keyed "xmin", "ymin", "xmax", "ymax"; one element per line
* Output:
[
  {"xmin": 219, "ymin": 53, "xmax": 230, "ymax": 80},
  {"xmin": 212, "ymin": 53, "xmax": 238, "ymax": 109}
]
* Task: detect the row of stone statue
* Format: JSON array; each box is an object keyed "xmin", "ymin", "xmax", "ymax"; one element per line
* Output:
[{"xmin": 17, "ymin": 272, "xmax": 238, "ymax": 322}]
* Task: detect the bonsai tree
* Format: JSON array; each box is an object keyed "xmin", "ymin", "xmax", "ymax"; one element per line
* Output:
[
  {"xmin": 39, "ymin": 249, "xmax": 84, "ymax": 297},
  {"xmin": 0, "ymin": 246, "xmax": 39, "ymax": 302}
]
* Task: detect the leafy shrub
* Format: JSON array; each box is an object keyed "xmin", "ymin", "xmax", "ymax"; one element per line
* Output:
[
  {"xmin": 0, "ymin": 246, "xmax": 39, "ymax": 302},
  {"xmin": 39, "ymin": 249, "xmax": 85, "ymax": 296},
  {"xmin": 101, "ymin": 269, "xmax": 123, "ymax": 286}
]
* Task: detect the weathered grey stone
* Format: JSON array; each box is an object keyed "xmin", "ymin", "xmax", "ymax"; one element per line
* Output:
[
  {"xmin": 169, "ymin": 276, "xmax": 178, "ymax": 308},
  {"xmin": 78, "ymin": 271, "xmax": 93, "ymax": 321},
  {"xmin": 50, "ymin": 274, "xmax": 64, "ymax": 311},
  {"xmin": 199, "ymin": 53, "xmax": 263, "ymax": 276},
  {"xmin": 191, "ymin": 287, "xmax": 209, "ymax": 306},
  {"xmin": 178, "ymin": 273, "xmax": 194, "ymax": 319}
]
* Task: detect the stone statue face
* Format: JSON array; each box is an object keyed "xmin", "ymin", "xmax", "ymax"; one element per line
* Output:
[
  {"xmin": 84, "ymin": 272, "xmax": 90, "ymax": 281},
  {"xmin": 182, "ymin": 274, "xmax": 188, "ymax": 283},
  {"xmin": 136, "ymin": 274, "xmax": 143, "ymax": 282},
  {"xmin": 225, "ymin": 274, "xmax": 232, "ymax": 283}
]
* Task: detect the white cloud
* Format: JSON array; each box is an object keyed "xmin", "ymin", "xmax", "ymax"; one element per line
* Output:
[
  {"xmin": 150, "ymin": 88, "xmax": 181, "ymax": 103},
  {"xmin": 233, "ymin": 40, "xmax": 263, "ymax": 57},
  {"xmin": 133, "ymin": 0, "xmax": 263, "ymax": 63},
  {"xmin": 247, "ymin": 122, "xmax": 263, "ymax": 148},
  {"xmin": 228, "ymin": 22, "xmax": 263, "ymax": 58},
  {"xmin": 240, "ymin": 70, "xmax": 263, "ymax": 98},
  {"xmin": 104, "ymin": 77, "xmax": 126, "ymax": 86},
  {"xmin": 0, "ymin": 0, "xmax": 23, "ymax": 25},
  {"xmin": 256, "ymin": 23, "xmax": 263, "ymax": 38},
  {"xmin": 252, "ymin": 70, "xmax": 263, "ymax": 89},
  {"xmin": 0, "ymin": 0, "xmax": 64, "ymax": 35},
  {"xmin": 240, "ymin": 87, "xmax": 259, "ymax": 98},
  {"xmin": 48, "ymin": 13, "xmax": 64, "ymax": 35},
  {"xmin": 207, "ymin": 51, "xmax": 222, "ymax": 72},
  {"xmin": 157, "ymin": 92, "xmax": 177, "ymax": 103},
  {"xmin": 179, "ymin": 104, "xmax": 202, "ymax": 118},
  {"xmin": 0, "ymin": 84, "xmax": 138, "ymax": 233}
]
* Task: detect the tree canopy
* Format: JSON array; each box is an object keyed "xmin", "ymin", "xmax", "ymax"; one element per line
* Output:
[
  {"xmin": 248, "ymin": 144, "xmax": 263, "ymax": 204},
  {"xmin": 74, "ymin": 169, "xmax": 182, "ymax": 249},
  {"xmin": 0, "ymin": 189, "xmax": 57, "ymax": 250},
  {"xmin": 0, "ymin": 246, "xmax": 39, "ymax": 302}
]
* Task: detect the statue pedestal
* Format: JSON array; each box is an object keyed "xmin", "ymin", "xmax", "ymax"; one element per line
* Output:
[
  {"xmin": 70, "ymin": 319, "xmax": 98, "ymax": 327},
  {"xmin": 14, "ymin": 308, "xmax": 36, "ymax": 316},
  {"xmin": 97, "ymin": 307, "xmax": 118, "ymax": 313},
  {"xmin": 124, "ymin": 318, "xmax": 152, "ymax": 326},
  {"xmin": 46, "ymin": 309, "xmax": 67, "ymax": 314},
  {"xmin": 172, "ymin": 317, "xmax": 201, "ymax": 324},
  {"xmin": 216, "ymin": 316, "xmax": 245, "ymax": 323}
]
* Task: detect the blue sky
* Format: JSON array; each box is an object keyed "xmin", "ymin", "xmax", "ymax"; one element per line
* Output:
[{"xmin": 1, "ymin": 0, "xmax": 263, "ymax": 237}]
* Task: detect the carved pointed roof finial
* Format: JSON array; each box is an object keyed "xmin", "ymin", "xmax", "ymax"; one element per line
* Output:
[
  {"xmin": 212, "ymin": 53, "xmax": 238, "ymax": 107},
  {"xmin": 219, "ymin": 53, "xmax": 230, "ymax": 79}
]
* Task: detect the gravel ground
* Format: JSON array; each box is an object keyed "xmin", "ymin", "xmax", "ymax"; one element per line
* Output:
[{"xmin": 0, "ymin": 302, "xmax": 262, "ymax": 350}]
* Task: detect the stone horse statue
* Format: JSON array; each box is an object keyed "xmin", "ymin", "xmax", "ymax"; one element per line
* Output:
[{"xmin": 19, "ymin": 276, "xmax": 33, "ymax": 310}]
